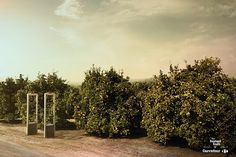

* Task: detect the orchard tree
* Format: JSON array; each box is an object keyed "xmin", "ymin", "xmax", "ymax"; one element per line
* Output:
[
  {"xmin": 177, "ymin": 58, "xmax": 236, "ymax": 150},
  {"xmin": 74, "ymin": 66, "xmax": 102, "ymax": 129},
  {"xmin": 142, "ymin": 57, "xmax": 236, "ymax": 150},
  {"xmin": 142, "ymin": 70, "xmax": 178, "ymax": 143},
  {"xmin": 15, "ymin": 74, "xmax": 28, "ymax": 90},
  {"xmin": 75, "ymin": 66, "xmax": 141, "ymax": 136},
  {"xmin": 231, "ymin": 77, "xmax": 236, "ymax": 91},
  {"xmin": 0, "ymin": 78, "xmax": 18, "ymax": 121}
]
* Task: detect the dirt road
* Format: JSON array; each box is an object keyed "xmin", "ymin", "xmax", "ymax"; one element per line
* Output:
[
  {"xmin": 0, "ymin": 139, "xmax": 50, "ymax": 157},
  {"xmin": 0, "ymin": 123, "xmax": 233, "ymax": 157}
]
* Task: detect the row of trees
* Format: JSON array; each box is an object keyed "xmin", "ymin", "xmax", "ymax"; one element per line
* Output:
[
  {"xmin": 0, "ymin": 57, "xmax": 236, "ymax": 150},
  {"xmin": 0, "ymin": 73, "xmax": 77, "ymax": 129}
]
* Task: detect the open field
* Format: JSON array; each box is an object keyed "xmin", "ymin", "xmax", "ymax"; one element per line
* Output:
[{"xmin": 0, "ymin": 122, "xmax": 234, "ymax": 157}]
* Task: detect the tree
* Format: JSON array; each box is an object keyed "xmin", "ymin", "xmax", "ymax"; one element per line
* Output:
[
  {"xmin": 142, "ymin": 70, "xmax": 178, "ymax": 143},
  {"xmin": 15, "ymin": 74, "xmax": 28, "ymax": 90},
  {"xmin": 74, "ymin": 66, "xmax": 102, "ymax": 129},
  {"xmin": 142, "ymin": 57, "xmax": 236, "ymax": 150},
  {"xmin": 177, "ymin": 58, "xmax": 236, "ymax": 150},
  {"xmin": 0, "ymin": 78, "xmax": 18, "ymax": 121},
  {"xmin": 231, "ymin": 77, "xmax": 236, "ymax": 92},
  {"xmin": 74, "ymin": 66, "xmax": 141, "ymax": 136}
]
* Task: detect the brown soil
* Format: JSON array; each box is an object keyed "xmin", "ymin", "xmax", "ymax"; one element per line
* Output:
[{"xmin": 0, "ymin": 123, "xmax": 234, "ymax": 157}]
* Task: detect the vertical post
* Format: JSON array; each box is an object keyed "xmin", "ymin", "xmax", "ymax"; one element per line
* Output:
[
  {"xmin": 26, "ymin": 93, "xmax": 38, "ymax": 135},
  {"xmin": 44, "ymin": 92, "xmax": 56, "ymax": 138},
  {"xmin": 53, "ymin": 93, "xmax": 56, "ymax": 133},
  {"xmin": 44, "ymin": 93, "xmax": 46, "ymax": 138},
  {"xmin": 26, "ymin": 94, "xmax": 29, "ymax": 134},
  {"xmin": 36, "ymin": 94, "xmax": 38, "ymax": 124}
]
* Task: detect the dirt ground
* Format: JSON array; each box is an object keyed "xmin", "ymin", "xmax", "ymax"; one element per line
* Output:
[{"xmin": 0, "ymin": 123, "xmax": 234, "ymax": 157}]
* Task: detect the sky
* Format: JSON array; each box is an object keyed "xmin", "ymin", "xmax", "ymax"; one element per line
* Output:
[{"xmin": 0, "ymin": 0, "xmax": 236, "ymax": 84}]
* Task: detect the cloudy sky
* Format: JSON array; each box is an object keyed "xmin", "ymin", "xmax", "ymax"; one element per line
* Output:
[{"xmin": 0, "ymin": 0, "xmax": 236, "ymax": 83}]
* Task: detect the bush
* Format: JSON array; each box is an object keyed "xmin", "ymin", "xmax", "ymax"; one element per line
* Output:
[
  {"xmin": 142, "ymin": 57, "xmax": 236, "ymax": 150},
  {"xmin": 74, "ymin": 66, "xmax": 141, "ymax": 136},
  {"xmin": 0, "ymin": 75, "xmax": 28, "ymax": 122}
]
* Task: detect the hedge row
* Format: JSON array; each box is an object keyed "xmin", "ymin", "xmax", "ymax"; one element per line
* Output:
[
  {"xmin": 74, "ymin": 57, "xmax": 236, "ymax": 150},
  {"xmin": 0, "ymin": 73, "xmax": 77, "ymax": 129},
  {"xmin": 0, "ymin": 57, "xmax": 236, "ymax": 150}
]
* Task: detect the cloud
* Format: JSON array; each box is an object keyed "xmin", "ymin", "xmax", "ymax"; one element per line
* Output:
[
  {"xmin": 54, "ymin": 0, "xmax": 82, "ymax": 19},
  {"xmin": 49, "ymin": 26, "xmax": 81, "ymax": 45},
  {"xmin": 107, "ymin": 0, "xmax": 199, "ymax": 18},
  {"xmin": 50, "ymin": 0, "xmax": 236, "ymax": 78},
  {"xmin": 49, "ymin": 26, "xmax": 59, "ymax": 32},
  {"xmin": 111, "ymin": 0, "xmax": 162, "ymax": 16},
  {"xmin": 198, "ymin": 0, "xmax": 236, "ymax": 17},
  {"xmin": 106, "ymin": 0, "xmax": 236, "ymax": 22}
]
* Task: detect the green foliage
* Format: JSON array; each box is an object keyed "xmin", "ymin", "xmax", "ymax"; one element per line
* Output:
[
  {"xmin": 64, "ymin": 86, "xmax": 80, "ymax": 119},
  {"xmin": 74, "ymin": 67, "xmax": 102, "ymax": 129},
  {"xmin": 231, "ymin": 78, "xmax": 236, "ymax": 93},
  {"xmin": 16, "ymin": 72, "xmax": 69, "ymax": 128},
  {"xmin": 142, "ymin": 57, "xmax": 236, "ymax": 150},
  {"xmin": 16, "ymin": 89, "xmax": 27, "ymax": 122},
  {"xmin": 142, "ymin": 72, "xmax": 178, "ymax": 143},
  {"xmin": 0, "ymin": 75, "xmax": 28, "ymax": 121},
  {"xmin": 1, "ymin": 57, "xmax": 235, "ymax": 151},
  {"xmin": 131, "ymin": 81, "xmax": 154, "ymax": 128},
  {"xmin": 74, "ymin": 66, "xmax": 141, "ymax": 136}
]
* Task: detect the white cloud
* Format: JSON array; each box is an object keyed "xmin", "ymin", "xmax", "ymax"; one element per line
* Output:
[
  {"xmin": 108, "ymin": 0, "xmax": 198, "ymax": 17},
  {"xmin": 54, "ymin": 0, "xmax": 82, "ymax": 19},
  {"xmin": 107, "ymin": 0, "xmax": 236, "ymax": 20},
  {"xmin": 116, "ymin": 0, "xmax": 162, "ymax": 16},
  {"xmin": 49, "ymin": 26, "xmax": 81, "ymax": 44},
  {"xmin": 189, "ymin": 23, "xmax": 212, "ymax": 34},
  {"xmin": 198, "ymin": 1, "xmax": 236, "ymax": 17},
  {"xmin": 49, "ymin": 26, "xmax": 59, "ymax": 32}
]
